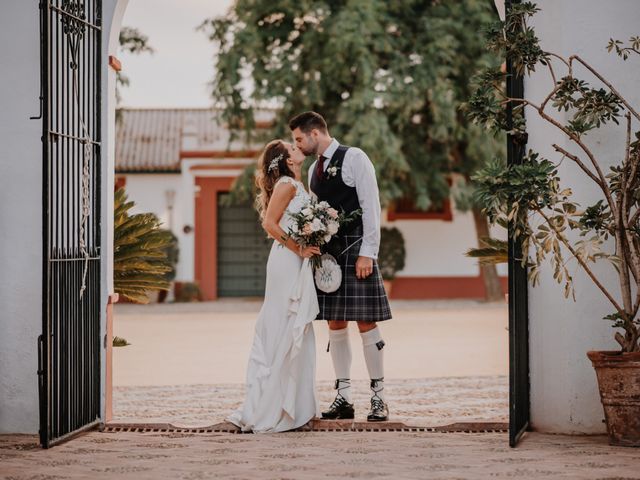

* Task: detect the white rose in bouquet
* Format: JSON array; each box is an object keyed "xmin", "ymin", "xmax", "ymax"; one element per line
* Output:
[
  {"xmin": 319, "ymin": 201, "xmax": 330, "ymax": 209},
  {"xmin": 301, "ymin": 207, "xmax": 313, "ymax": 218},
  {"xmin": 327, "ymin": 221, "xmax": 339, "ymax": 235},
  {"xmin": 311, "ymin": 218, "xmax": 324, "ymax": 232}
]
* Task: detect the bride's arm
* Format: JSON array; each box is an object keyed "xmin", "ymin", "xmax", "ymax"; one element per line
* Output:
[{"xmin": 262, "ymin": 183, "xmax": 320, "ymax": 258}]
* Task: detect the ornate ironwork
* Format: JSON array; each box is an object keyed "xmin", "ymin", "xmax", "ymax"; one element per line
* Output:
[
  {"xmin": 38, "ymin": 0, "xmax": 102, "ymax": 448},
  {"xmin": 60, "ymin": 1, "xmax": 86, "ymax": 69}
]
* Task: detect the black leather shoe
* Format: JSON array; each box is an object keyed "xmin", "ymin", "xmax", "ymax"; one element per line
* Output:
[
  {"xmin": 321, "ymin": 395, "xmax": 355, "ymax": 420},
  {"xmin": 367, "ymin": 397, "xmax": 389, "ymax": 422}
]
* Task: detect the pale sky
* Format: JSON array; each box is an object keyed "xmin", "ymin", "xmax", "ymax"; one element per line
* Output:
[{"xmin": 118, "ymin": 0, "xmax": 233, "ymax": 108}]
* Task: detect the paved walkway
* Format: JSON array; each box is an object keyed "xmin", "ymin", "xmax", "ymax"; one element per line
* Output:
[
  {"xmin": 112, "ymin": 300, "xmax": 510, "ymax": 427},
  {"xmin": 2, "ymin": 430, "xmax": 639, "ymax": 479}
]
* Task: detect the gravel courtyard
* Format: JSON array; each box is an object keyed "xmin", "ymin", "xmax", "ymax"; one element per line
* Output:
[{"xmin": 111, "ymin": 299, "xmax": 510, "ymax": 427}]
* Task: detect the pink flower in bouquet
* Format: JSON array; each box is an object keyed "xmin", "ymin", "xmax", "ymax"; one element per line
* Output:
[
  {"xmin": 303, "ymin": 222, "xmax": 314, "ymax": 235},
  {"xmin": 327, "ymin": 208, "xmax": 338, "ymax": 219}
]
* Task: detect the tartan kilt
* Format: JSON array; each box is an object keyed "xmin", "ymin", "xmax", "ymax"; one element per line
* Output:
[{"xmin": 315, "ymin": 227, "xmax": 392, "ymax": 322}]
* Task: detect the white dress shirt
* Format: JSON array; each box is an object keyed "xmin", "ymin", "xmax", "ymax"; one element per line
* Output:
[{"xmin": 308, "ymin": 138, "xmax": 381, "ymax": 260}]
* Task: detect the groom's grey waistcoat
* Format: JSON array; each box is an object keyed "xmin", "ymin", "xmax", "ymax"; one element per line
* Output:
[
  {"xmin": 310, "ymin": 144, "xmax": 363, "ymax": 236},
  {"xmin": 310, "ymin": 144, "xmax": 392, "ymax": 322}
]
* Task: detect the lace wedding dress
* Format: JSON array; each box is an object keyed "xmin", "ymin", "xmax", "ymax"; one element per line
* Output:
[{"xmin": 227, "ymin": 176, "xmax": 320, "ymax": 433}]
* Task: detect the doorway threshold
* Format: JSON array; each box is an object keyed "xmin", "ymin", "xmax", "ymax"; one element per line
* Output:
[{"xmin": 101, "ymin": 420, "xmax": 508, "ymax": 434}]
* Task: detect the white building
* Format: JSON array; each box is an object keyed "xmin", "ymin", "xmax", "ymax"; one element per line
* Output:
[
  {"xmin": 115, "ymin": 107, "xmax": 505, "ymax": 301},
  {"xmin": 1, "ymin": 0, "xmax": 638, "ymax": 447}
]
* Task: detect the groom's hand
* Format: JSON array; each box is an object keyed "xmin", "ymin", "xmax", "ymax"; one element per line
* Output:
[{"xmin": 355, "ymin": 256, "xmax": 374, "ymax": 279}]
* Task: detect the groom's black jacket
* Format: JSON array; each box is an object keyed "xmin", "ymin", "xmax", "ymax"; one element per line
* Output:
[{"xmin": 310, "ymin": 144, "xmax": 363, "ymax": 256}]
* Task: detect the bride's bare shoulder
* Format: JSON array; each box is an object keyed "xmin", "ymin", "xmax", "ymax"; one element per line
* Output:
[
  {"xmin": 275, "ymin": 175, "xmax": 297, "ymax": 186},
  {"xmin": 272, "ymin": 177, "xmax": 297, "ymax": 198}
]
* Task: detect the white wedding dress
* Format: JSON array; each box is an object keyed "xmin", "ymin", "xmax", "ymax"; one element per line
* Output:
[{"xmin": 227, "ymin": 176, "xmax": 320, "ymax": 433}]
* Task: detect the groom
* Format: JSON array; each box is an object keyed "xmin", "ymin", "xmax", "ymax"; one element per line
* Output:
[{"xmin": 289, "ymin": 111, "xmax": 392, "ymax": 422}]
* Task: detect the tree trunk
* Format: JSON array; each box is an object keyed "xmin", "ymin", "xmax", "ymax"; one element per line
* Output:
[{"xmin": 472, "ymin": 207, "xmax": 504, "ymax": 302}]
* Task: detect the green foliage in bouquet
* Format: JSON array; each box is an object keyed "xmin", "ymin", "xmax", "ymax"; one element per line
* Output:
[
  {"xmin": 286, "ymin": 199, "xmax": 362, "ymax": 268},
  {"xmin": 467, "ymin": 2, "xmax": 640, "ymax": 352},
  {"xmin": 379, "ymin": 227, "xmax": 406, "ymax": 281},
  {"xmin": 113, "ymin": 187, "xmax": 173, "ymax": 304}
]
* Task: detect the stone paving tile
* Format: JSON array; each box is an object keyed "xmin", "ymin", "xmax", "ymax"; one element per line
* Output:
[
  {"xmin": 112, "ymin": 376, "xmax": 509, "ymax": 427},
  {"xmin": 1, "ymin": 430, "xmax": 639, "ymax": 479}
]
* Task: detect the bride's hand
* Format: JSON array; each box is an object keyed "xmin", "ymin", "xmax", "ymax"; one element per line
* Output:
[{"xmin": 298, "ymin": 245, "xmax": 321, "ymax": 258}]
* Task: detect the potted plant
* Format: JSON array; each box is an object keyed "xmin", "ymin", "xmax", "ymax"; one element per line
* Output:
[
  {"xmin": 468, "ymin": 3, "xmax": 640, "ymax": 446},
  {"xmin": 158, "ymin": 229, "xmax": 179, "ymax": 303},
  {"xmin": 174, "ymin": 281, "xmax": 202, "ymax": 303},
  {"xmin": 379, "ymin": 227, "xmax": 406, "ymax": 296}
]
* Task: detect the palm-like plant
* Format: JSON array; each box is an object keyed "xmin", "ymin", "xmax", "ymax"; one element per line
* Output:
[
  {"xmin": 466, "ymin": 237, "xmax": 508, "ymax": 266},
  {"xmin": 114, "ymin": 187, "xmax": 173, "ymax": 304}
]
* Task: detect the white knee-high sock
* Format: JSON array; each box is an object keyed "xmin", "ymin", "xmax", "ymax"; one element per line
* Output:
[
  {"xmin": 329, "ymin": 327, "xmax": 352, "ymax": 402},
  {"xmin": 360, "ymin": 327, "xmax": 385, "ymax": 402}
]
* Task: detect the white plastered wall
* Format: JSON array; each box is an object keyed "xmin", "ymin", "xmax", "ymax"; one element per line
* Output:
[
  {"xmin": 0, "ymin": 1, "xmax": 44, "ymax": 434},
  {"xmin": 527, "ymin": 0, "xmax": 640, "ymax": 433}
]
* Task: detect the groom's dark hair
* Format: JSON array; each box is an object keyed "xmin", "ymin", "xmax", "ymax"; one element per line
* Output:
[{"xmin": 288, "ymin": 111, "xmax": 328, "ymax": 134}]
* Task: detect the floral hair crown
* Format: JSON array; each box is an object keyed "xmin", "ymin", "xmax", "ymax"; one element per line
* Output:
[{"xmin": 268, "ymin": 153, "xmax": 284, "ymax": 173}]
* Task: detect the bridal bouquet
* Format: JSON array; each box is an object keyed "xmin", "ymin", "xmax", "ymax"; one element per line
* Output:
[{"xmin": 287, "ymin": 200, "xmax": 361, "ymax": 272}]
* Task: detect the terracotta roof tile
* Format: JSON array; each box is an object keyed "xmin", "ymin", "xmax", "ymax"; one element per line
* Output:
[{"xmin": 115, "ymin": 108, "xmax": 273, "ymax": 173}]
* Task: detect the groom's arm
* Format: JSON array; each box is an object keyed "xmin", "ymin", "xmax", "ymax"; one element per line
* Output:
[
  {"xmin": 348, "ymin": 148, "xmax": 381, "ymax": 261},
  {"xmin": 307, "ymin": 160, "xmax": 316, "ymax": 193}
]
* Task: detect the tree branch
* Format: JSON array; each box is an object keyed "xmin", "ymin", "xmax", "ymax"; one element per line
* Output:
[
  {"xmin": 504, "ymin": 96, "xmax": 616, "ymax": 212},
  {"xmin": 570, "ymin": 55, "xmax": 640, "ymax": 122},
  {"xmin": 546, "ymin": 52, "xmax": 570, "ymax": 69},
  {"xmin": 551, "ymin": 144, "xmax": 603, "ymax": 187},
  {"xmin": 537, "ymin": 208, "xmax": 624, "ymax": 313},
  {"xmin": 535, "ymin": 107, "xmax": 617, "ymax": 213}
]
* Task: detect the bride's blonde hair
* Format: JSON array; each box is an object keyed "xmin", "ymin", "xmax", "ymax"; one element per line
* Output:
[{"xmin": 255, "ymin": 140, "xmax": 295, "ymax": 220}]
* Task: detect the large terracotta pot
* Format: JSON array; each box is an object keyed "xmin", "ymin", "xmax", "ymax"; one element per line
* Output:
[{"xmin": 587, "ymin": 350, "xmax": 640, "ymax": 447}]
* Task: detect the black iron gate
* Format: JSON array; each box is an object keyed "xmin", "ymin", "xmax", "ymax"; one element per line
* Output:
[
  {"xmin": 38, "ymin": 0, "xmax": 102, "ymax": 448},
  {"xmin": 506, "ymin": 0, "xmax": 531, "ymax": 448}
]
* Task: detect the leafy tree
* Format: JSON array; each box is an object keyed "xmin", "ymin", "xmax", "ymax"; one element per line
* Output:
[
  {"xmin": 117, "ymin": 26, "xmax": 154, "ymax": 105},
  {"xmin": 200, "ymin": 0, "xmax": 505, "ymax": 300}
]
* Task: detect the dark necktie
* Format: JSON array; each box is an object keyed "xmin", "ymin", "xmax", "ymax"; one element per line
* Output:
[{"xmin": 315, "ymin": 155, "xmax": 327, "ymax": 181}]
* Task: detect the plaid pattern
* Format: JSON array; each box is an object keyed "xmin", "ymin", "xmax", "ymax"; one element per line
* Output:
[{"xmin": 315, "ymin": 227, "xmax": 392, "ymax": 322}]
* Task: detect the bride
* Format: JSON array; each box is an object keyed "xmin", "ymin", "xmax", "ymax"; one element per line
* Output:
[{"xmin": 227, "ymin": 139, "xmax": 321, "ymax": 433}]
